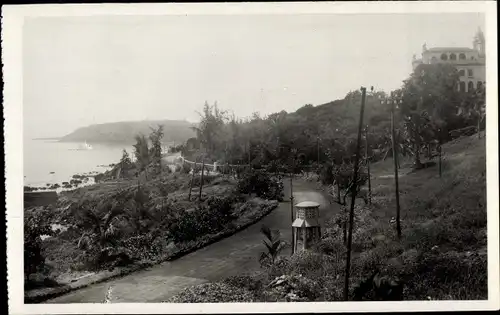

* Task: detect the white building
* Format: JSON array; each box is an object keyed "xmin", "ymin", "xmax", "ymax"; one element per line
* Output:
[{"xmin": 412, "ymin": 28, "xmax": 485, "ymax": 93}]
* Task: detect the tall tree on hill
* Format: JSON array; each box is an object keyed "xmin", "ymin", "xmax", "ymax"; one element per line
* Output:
[
  {"xmin": 133, "ymin": 134, "xmax": 150, "ymax": 180},
  {"xmin": 149, "ymin": 125, "xmax": 164, "ymax": 174},
  {"xmin": 118, "ymin": 149, "xmax": 133, "ymax": 178},
  {"xmin": 399, "ymin": 64, "xmax": 460, "ymax": 168},
  {"xmin": 192, "ymin": 101, "xmax": 227, "ymax": 158}
]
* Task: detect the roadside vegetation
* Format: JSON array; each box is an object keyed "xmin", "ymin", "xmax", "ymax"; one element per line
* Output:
[{"xmin": 167, "ymin": 132, "xmax": 486, "ymax": 302}]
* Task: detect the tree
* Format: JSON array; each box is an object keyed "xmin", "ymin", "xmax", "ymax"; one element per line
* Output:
[
  {"xmin": 149, "ymin": 125, "xmax": 164, "ymax": 174},
  {"xmin": 457, "ymin": 82, "xmax": 486, "ymax": 138},
  {"xmin": 192, "ymin": 101, "xmax": 227, "ymax": 157},
  {"xmin": 119, "ymin": 149, "xmax": 132, "ymax": 170},
  {"xmin": 24, "ymin": 207, "xmax": 53, "ymax": 283},
  {"xmin": 133, "ymin": 134, "xmax": 150, "ymax": 179},
  {"xmin": 76, "ymin": 190, "xmax": 130, "ymax": 251},
  {"xmin": 399, "ymin": 64, "xmax": 460, "ymax": 168},
  {"xmin": 259, "ymin": 225, "xmax": 285, "ymax": 268}
]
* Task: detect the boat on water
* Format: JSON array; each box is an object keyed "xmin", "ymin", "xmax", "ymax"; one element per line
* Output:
[{"xmin": 74, "ymin": 141, "xmax": 93, "ymax": 150}]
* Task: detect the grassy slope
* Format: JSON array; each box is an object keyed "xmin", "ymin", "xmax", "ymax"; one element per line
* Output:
[{"xmin": 349, "ymin": 131, "xmax": 487, "ymax": 300}]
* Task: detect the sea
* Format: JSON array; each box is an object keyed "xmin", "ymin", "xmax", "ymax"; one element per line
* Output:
[{"xmin": 24, "ymin": 139, "xmax": 134, "ymax": 188}]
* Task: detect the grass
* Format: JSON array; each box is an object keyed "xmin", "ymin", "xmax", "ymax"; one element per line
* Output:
[{"xmin": 345, "ymin": 133, "xmax": 487, "ymax": 300}]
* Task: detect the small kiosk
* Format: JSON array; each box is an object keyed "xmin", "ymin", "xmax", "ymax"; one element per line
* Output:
[{"xmin": 292, "ymin": 201, "xmax": 321, "ymax": 252}]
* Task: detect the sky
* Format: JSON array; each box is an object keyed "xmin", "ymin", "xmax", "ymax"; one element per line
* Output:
[{"xmin": 23, "ymin": 13, "xmax": 485, "ymax": 138}]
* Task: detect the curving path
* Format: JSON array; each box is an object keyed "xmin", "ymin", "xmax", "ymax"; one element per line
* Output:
[{"xmin": 46, "ymin": 179, "xmax": 338, "ymax": 303}]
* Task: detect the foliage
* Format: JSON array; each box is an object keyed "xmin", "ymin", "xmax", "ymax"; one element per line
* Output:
[
  {"xmin": 169, "ymin": 195, "xmax": 237, "ymax": 243},
  {"xmin": 165, "ymin": 282, "xmax": 254, "ymax": 303},
  {"xmin": 259, "ymin": 225, "xmax": 286, "ymax": 268},
  {"xmin": 457, "ymin": 82, "xmax": 486, "ymax": 136},
  {"xmin": 192, "ymin": 101, "xmax": 228, "ymax": 156},
  {"xmin": 399, "ymin": 64, "xmax": 462, "ymax": 168},
  {"xmin": 237, "ymin": 169, "xmax": 284, "ymax": 201},
  {"xmin": 24, "ymin": 207, "xmax": 53, "ymax": 283},
  {"xmin": 119, "ymin": 149, "xmax": 133, "ymax": 170},
  {"xmin": 149, "ymin": 125, "xmax": 165, "ymax": 174},
  {"xmin": 133, "ymin": 134, "xmax": 150, "ymax": 178},
  {"xmin": 263, "ymin": 274, "xmax": 322, "ymax": 301},
  {"xmin": 72, "ymin": 189, "xmax": 138, "ymax": 268}
]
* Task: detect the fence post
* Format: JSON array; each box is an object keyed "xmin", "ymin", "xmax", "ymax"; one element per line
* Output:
[
  {"xmin": 188, "ymin": 161, "xmax": 196, "ymax": 201},
  {"xmin": 199, "ymin": 159, "xmax": 205, "ymax": 201}
]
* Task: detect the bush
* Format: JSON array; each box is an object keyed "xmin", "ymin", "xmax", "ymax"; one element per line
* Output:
[
  {"xmin": 166, "ymin": 282, "xmax": 254, "ymax": 303},
  {"xmin": 24, "ymin": 207, "xmax": 53, "ymax": 284},
  {"xmin": 262, "ymin": 274, "xmax": 322, "ymax": 301},
  {"xmin": 319, "ymin": 164, "xmax": 335, "ymax": 185},
  {"xmin": 222, "ymin": 275, "xmax": 263, "ymax": 292},
  {"xmin": 237, "ymin": 170, "xmax": 284, "ymax": 201},
  {"xmin": 402, "ymin": 251, "xmax": 487, "ymax": 300},
  {"xmin": 169, "ymin": 195, "xmax": 237, "ymax": 243}
]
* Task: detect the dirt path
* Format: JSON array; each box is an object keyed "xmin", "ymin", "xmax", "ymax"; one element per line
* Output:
[{"xmin": 45, "ymin": 179, "xmax": 338, "ymax": 303}]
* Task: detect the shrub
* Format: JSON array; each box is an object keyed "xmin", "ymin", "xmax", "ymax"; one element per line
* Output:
[
  {"xmin": 181, "ymin": 163, "xmax": 192, "ymax": 174},
  {"xmin": 166, "ymin": 282, "xmax": 254, "ymax": 303},
  {"xmin": 237, "ymin": 170, "xmax": 284, "ymax": 201},
  {"xmin": 402, "ymin": 251, "xmax": 487, "ymax": 300},
  {"xmin": 259, "ymin": 225, "xmax": 286, "ymax": 268},
  {"xmin": 24, "ymin": 207, "xmax": 53, "ymax": 284},
  {"xmin": 170, "ymin": 195, "xmax": 237, "ymax": 243},
  {"xmin": 222, "ymin": 275, "xmax": 263, "ymax": 291},
  {"xmin": 263, "ymin": 274, "xmax": 322, "ymax": 301},
  {"xmin": 206, "ymin": 195, "xmax": 236, "ymax": 223},
  {"xmin": 320, "ymin": 164, "xmax": 335, "ymax": 185}
]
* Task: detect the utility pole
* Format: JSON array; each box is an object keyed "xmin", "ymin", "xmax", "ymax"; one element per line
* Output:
[
  {"xmin": 343, "ymin": 87, "xmax": 367, "ymax": 301},
  {"xmin": 390, "ymin": 94, "xmax": 402, "ymax": 239},
  {"xmin": 365, "ymin": 125, "xmax": 372, "ymax": 205},
  {"xmin": 290, "ymin": 150, "xmax": 296, "ymax": 255},
  {"xmin": 317, "ymin": 136, "xmax": 320, "ymax": 167},
  {"xmin": 188, "ymin": 160, "xmax": 196, "ymax": 201},
  {"xmin": 247, "ymin": 140, "xmax": 251, "ymax": 168},
  {"xmin": 199, "ymin": 158, "xmax": 205, "ymax": 201},
  {"xmin": 438, "ymin": 128, "xmax": 442, "ymax": 178},
  {"xmin": 290, "ymin": 171, "xmax": 295, "ymax": 255}
]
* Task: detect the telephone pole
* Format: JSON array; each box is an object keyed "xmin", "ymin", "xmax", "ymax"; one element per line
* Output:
[
  {"xmin": 343, "ymin": 87, "xmax": 367, "ymax": 301},
  {"xmin": 199, "ymin": 158, "xmax": 205, "ymax": 201},
  {"xmin": 382, "ymin": 92, "xmax": 403, "ymax": 239},
  {"xmin": 365, "ymin": 125, "xmax": 372, "ymax": 205},
  {"xmin": 317, "ymin": 136, "xmax": 320, "ymax": 166},
  {"xmin": 290, "ymin": 148, "xmax": 297, "ymax": 255}
]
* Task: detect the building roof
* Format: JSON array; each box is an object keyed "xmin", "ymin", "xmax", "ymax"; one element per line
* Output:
[
  {"xmin": 425, "ymin": 47, "xmax": 475, "ymax": 53},
  {"xmin": 295, "ymin": 201, "xmax": 320, "ymax": 208}
]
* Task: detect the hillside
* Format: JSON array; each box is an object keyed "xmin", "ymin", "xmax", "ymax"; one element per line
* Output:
[
  {"xmin": 167, "ymin": 132, "xmax": 487, "ymax": 302},
  {"xmin": 59, "ymin": 120, "xmax": 196, "ymax": 144}
]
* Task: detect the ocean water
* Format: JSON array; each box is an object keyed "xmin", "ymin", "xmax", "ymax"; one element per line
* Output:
[{"xmin": 23, "ymin": 139, "xmax": 134, "ymax": 187}]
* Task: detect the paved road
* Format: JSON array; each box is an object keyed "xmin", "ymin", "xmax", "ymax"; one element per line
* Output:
[{"xmin": 46, "ymin": 179, "xmax": 337, "ymax": 303}]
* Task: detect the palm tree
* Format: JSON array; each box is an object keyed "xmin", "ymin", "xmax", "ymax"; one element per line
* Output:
[{"xmin": 259, "ymin": 225, "xmax": 285, "ymax": 267}]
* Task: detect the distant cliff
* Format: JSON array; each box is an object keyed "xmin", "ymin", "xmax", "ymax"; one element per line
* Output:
[{"xmin": 59, "ymin": 120, "xmax": 196, "ymax": 144}]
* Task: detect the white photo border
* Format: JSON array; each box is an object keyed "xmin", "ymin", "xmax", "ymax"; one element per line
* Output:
[{"xmin": 3, "ymin": 1, "xmax": 499, "ymax": 313}]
